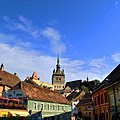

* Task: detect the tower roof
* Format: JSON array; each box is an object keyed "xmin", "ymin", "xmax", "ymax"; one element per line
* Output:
[
  {"xmin": 57, "ymin": 57, "xmax": 60, "ymax": 65},
  {"xmin": 32, "ymin": 71, "xmax": 39, "ymax": 80},
  {"xmin": 56, "ymin": 57, "xmax": 61, "ymax": 73}
]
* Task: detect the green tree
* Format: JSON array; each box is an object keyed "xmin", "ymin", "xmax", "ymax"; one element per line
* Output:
[{"xmin": 81, "ymin": 85, "xmax": 89, "ymax": 93}]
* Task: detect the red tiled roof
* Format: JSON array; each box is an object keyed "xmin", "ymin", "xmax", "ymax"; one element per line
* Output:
[
  {"xmin": 14, "ymin": 82, "xmax": 71, "ymax": 105},
  {"xmin": 0, "ymin": 70, "xmax": 21, "ymax": 88}
]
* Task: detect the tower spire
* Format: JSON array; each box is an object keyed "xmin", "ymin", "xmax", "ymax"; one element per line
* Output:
[
  {"xmin": 57, "ymin": 54, "xmax": 59, "ymax": 64},
  {"xmin": 57, "ymin": 56, "xmax": 59, "ymax": 65},
  {"xmin": 56, "ymin": 55, "xmax": 60, "ymax": 73},
  {"xmin": 0, "ymin": 63, "xmax": 4, "ymax": 71},
  {"xmin": 87, "ymin": 76, "xmax": 89, "ymax": 82}
]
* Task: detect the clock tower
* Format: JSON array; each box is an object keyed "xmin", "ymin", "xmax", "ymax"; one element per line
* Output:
[{"xmin": 52, "ymin": 57, "xmax": 65, "ymax": 91}]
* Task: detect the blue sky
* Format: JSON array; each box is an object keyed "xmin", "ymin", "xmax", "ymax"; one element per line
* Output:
[{"xmin": 0, "ymin": 0, "xmax": 120, "ymax": 83}]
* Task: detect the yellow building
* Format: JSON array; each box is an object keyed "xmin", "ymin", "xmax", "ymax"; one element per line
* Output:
[
  {"xmin": 24, "ymin": 71, "xmax": 54, "ymax": 90},
  {"xmin": 104, "ymin": 64, "xmax": 120, "ymax": 119},
  {"xmin": 107, "ymin": 81, "xmax": 120, "ymax": 119},
  {"xmin": 0, "ymin": 109, "xmax": 29, "ymax": 118},
  {"xmin": 77, "ymin": 93, "xmax": 93, "ymax": 120}
]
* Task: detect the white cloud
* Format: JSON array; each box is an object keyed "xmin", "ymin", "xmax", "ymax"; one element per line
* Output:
[
  {"xmin": 89, "ymin": 57, "xmax": 107, "ymax": 68},
  {"xmin": 2, "ymin": 16, "xmax": 66, "ymax": 55},
  {"xmin": 114, "ymin": 1, "xmax": 120, "ymax": 7},
  {"xmin": 0, "ymin": 33, "xmax": 31, "ymax": 48},
  {"xmin": 112, "ymin": 52, "xmax": 120, "ymax": 62},
  {"xmin": 3, "ymin": 16, "xmax": 41, "ymax": 38},
  {"xmin": 0, "ymin": 43, "xmax": 55, "ymax": 82},
  {"xmin": 0, "ymin": 43, "xmax": 110, "ymax": 83},
  {"xmin": 41, "ymin": 27, "xmax": 66, "ymax": 55}
]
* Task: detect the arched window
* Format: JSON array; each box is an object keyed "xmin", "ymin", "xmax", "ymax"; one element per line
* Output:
[{"xmin": 34, "ymin": 102, "xmax": 37, "ymax": 109}]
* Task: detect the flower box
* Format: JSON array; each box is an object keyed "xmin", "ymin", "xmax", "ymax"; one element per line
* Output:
[
  {"xmin": 23, "ymin": 105, "xmax": 26, "ymax": 108},
  {"xmin": 19, "ymin": 104, "xmax": 22, "ymax": 107},
  {"xmin": 0, "ymin": 102, "xmax": 2, "ymax": 106},
  {"xmin": 4, "ymin": 103, "xmax": 8, "ymax": 107},
  {"xmin": 14, "ymin": 104, "xmax": 19, "ymax": 107},
  {"xmin": 9, "ymin": 103, "xmax": 13, "ymax": 107}
]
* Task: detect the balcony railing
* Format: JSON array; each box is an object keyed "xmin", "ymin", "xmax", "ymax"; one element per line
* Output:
[{"xmin": 0, "ymin": 96, "xmax": 27, "ymax": 110}]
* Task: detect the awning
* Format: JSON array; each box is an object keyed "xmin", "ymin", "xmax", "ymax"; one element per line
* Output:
[{"xmin": 9, "ymin": 110, "xmax": 30, "ymax": 117}]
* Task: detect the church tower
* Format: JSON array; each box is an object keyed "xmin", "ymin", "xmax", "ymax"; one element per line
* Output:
[{"xmin": 52, "ymin": 57, "xmax": 65, "ymax": 91}]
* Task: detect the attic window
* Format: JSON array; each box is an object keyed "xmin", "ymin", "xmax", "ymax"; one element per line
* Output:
[{"xmin": 0, "ymin": 78, "xmax": 2, "ymax": 82}]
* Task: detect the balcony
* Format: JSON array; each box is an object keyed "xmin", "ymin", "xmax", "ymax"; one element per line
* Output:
[{"xmin": 0, "ymin": 96, "xmax": 27, "ymax": 110}]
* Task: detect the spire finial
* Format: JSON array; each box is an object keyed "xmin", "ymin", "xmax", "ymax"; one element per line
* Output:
[
  {"xmin": 56, "ymin": 55, "xmax": 60, "ymax": 73},
  {"xmin": 57, "ymin": 54, "xmax": 59, "ymax": 64},
  {"xmin": 1, "ymin": 63, "xmax": 4, "ymax": 71},
  {"xmin": 87, "ymin": 76, "xmax": 89, "ymax": 82},
  {"xmin": 57, "ymin": 57, "xmax": 59, "ymax": 64},
  {"xmin": 32, "ymin": 71, "xmax": 39, "ymax": 80}
]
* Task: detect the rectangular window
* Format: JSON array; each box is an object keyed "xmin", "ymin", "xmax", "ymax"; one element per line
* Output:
[
  {"xmin": 62, "ymin": 106, "xmax": 64, "ymax": 111},
  {"xmin": 53, "ymin": 105, "xmax": 55, "ymax": 110},
  {"xmin": 0, "ymin": 78, "xmax": 2, "ymax": 82},
  {"xmin": 118, "ymin": 92, "xmax": 120, "ymax": 102},
  {"xmin": 58, "ymin": 105, "xmax": 60, "ymax": 110},
  {"xmin": 97, "ymin": 96, "xmax": 100, "ymax": 105},
  {"xmin": 111, "ymin": 95, "xmax": 114, "ymax": 105},
  {"xmin": 66, "ymin": 106, "xmax": 67, "ymax": 111},
  {"xmin": 47, "ymin": 104, "xmax": 50, "ymax": 110},
  {"xmin": 94, "ymin": 97, "xmax": 96, "ymax": 106},
  {"xmin": 104, "ymin": 92, "xmax": 108, "ymax": 103},
  {"xmin": 101, "ymin": 94, "xmax": 103, "ymax": 104}
]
